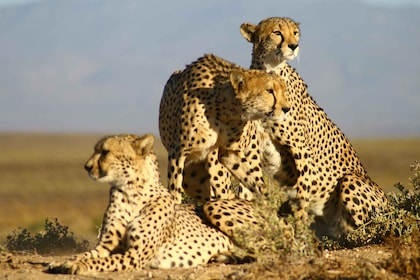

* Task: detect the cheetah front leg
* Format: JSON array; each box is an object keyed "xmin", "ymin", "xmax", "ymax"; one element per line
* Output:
[
  {"xmin": 49, "ymin": 247, "xmax": 147, "ymax": 274},
  {"xmin": 183, "ymin": 150, "xmax": 235, "ymax": 202},
  {"xmin": 219, "ymin": 148, "xmax": 265, "ymax": 200},
  {"xmin": 49, "ymin": 197, "xmax": 176, "ymax": 274},
  {"xmin": 273, "ymin": 141, "xmax": 319, "ymax": 222},
  {"xmin": 206, "ymin": 148, "xmax": 239, "ymax": 200},
  {"xmin": 167, "ymin": 148, "xmax": 187, "ymax": 203},
  {"xmin": 183, "ymin": 160, "xmax": 213, "ymax": 202},
  {"xmin": 71, "ymin": 187, "xmax": 129, "ymax": 261}
]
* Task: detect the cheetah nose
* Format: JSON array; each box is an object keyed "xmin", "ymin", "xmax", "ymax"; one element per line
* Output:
[
  {"xmin": 288, "ymin": 44, "xmax": 298, "ymax": 51},
  {"xmin": 84, "ymin": 163, "xmax": 93, "ymax": 172},
  {"xmin": 282, "ymin": 107, "xmax": 290, "ymax": 114}
]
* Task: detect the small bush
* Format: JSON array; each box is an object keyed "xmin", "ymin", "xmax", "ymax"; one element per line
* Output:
[
  {"xmin": 339, "ymin": 161, "xmax": 420, "ymax": 247},
  {"xmin": 385, "ymin": 229, "xmax": 420, "ymax": 278},
  {"xmin": 232, "ymin": 178, "xmax": 320, "ymax": 261},
  {"xmin": 389, "ymin": 161, "xmax": 420, "ymax": 216},
  {"xmin": 238, "ymin": 162, "xmax": 420, "ymax": 255},
  {"xmin": 6, "ymin": 218, "xmax": 89, "ymax": 255}
]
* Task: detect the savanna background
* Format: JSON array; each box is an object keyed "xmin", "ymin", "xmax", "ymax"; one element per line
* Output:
[
  {"xmin": 1, "ymin": 135, "xmax": 419, "ymax": 245},
  {"xmin": 1, "ymin": 0, "xmax": 419, "ymax": 279}
]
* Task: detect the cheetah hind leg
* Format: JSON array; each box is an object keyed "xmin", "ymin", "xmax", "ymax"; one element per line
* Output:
[
  {"xmin": 203, "ymin": 199, "xmax": 260, "ymax": 263},
  {"xmin": 203, "ymin": 199, "xmax": 260, "ymax": 247},
  {"xmin": 183, "ymin": 159, "xmax": 235, "ymax": 203},
  {"xmin": 322, "ymin": 174, "xmax": 388, "ymax": 238}
]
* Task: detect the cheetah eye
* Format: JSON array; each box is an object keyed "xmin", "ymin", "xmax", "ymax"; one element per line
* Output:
[
  {"xmin": 294, "ymin": 31, "xmax": 299, "ymax": 36},
  {"xmin": 272, "ymin": 31, "xmax": 282, "ymax": 37},
  {"xmin": 101, "ymin": 150, "xmax": 109, "ymax": 157},
  {"xmin": 267, "ymin": 88, "xmax": 275, "ymax": 95}
]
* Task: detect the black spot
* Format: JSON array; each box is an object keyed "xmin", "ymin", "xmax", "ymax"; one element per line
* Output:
[{"xmin": 353, "ymin": 197, "xmax": 360, "ymax": 205}]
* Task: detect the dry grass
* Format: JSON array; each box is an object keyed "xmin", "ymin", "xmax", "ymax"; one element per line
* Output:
[
  {"xmin": 352, "ymin": 138, "xmax": 420, "ymax": 192},
  {"xmin": 1, "ymin": 133, "xmax": 419, "ymax": 279},
  {"xmin": 0, "ymin": 133, "xmax": 419, "ymax": 247}
]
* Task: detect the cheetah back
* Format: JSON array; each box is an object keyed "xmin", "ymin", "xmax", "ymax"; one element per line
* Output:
[{"xmin": 159, "ymin": 54, "xmax": 289, "ymax": 203}]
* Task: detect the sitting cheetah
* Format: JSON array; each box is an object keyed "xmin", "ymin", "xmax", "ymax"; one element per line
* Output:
[
  {"xmin": 47, "ymin": 134, "xmax": 242, "ymax": 274},
  {"xmin": 240, "ymin": 17, "xmax": 388, "ymax": 238},
  {"xmin": 159, "ymin": 54, "xmax": 290, "ymax": 203}
]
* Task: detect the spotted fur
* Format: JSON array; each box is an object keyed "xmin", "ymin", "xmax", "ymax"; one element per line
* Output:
[
  {"xmin": 159, "ymin": 54, "xmax": 290, "ymax": 203},
  {"xmin": 47, "ymin": 134, "xmax": 237, "ymax": 274},
  {"xmin": 241, "ymin": 17, "xmax": 387, "ymax": 238}
]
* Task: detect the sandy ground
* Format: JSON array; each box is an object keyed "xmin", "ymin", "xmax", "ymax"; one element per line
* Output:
[{"xmin": 1, "ymin": 241, "xmax": 418, "ymax": 280}]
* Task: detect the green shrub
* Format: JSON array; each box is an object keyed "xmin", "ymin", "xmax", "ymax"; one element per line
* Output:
[
  {"xmin": 389, "ymin": 161, "xmax": 420, "ymax": 216},
  {"xmin": 6, "ymin": 218, "xmax": 89, "ymax": 255},
  {"xmin": 235, "ymin": 162, "xmax": 420, "ymax": 256},
  {"xmin": 339, "ymin": 161, "xmax": 420, "ymax": 247},
  {"xmin": 232, "ymin": 179, "xmax": 320, "ymax": 261}
]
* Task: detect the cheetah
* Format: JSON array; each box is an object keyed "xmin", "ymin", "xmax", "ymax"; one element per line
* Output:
[
  {"xmin": 240, "ymin": 17, "xmax": 388, "ymax": 238},
  {"xmin": 159, "ymin": 54, "xmax": 290, "ymax": 203},
  {"xmin": 47, "ymin": 133, "xmax": 243, "ymax": 274}
]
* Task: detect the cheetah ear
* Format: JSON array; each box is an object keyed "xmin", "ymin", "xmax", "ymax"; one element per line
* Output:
[
  {"xmin": 230, "ymin": 70, "xmax": 246, "ymax": 94},
  {"xmin": 132, "ymin": 134, "xmax": 155, "ymax": 156},
  {"xmin": 240, "ymin": 22, "xmax": 257, "ymax": 42}
]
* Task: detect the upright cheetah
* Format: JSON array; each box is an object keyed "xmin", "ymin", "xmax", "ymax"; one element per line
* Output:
[{"xmin": 240, "ymin": 17, "xmax": 387, "ymax": 238}]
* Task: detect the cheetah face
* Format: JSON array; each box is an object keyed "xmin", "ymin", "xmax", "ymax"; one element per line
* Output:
[
  {"xmin": 240, "ymin": 17, "xmax": 300, "ymax": 70},
  {"xmin": 84, "ymin": 134, "xmax": 155, "ymax": 185},
  {"xmin": 230, "ymin": 70, "xmax": 290, "ymax": 122}
]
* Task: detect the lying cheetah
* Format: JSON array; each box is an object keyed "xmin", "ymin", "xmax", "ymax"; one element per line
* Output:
[
  {"xmin": 159, "ymin": 54, "xmax": 290, "ymax": 203},
  {"xmin": 47, "ymin": 134, "xmax": 241, "ymax": 274},
  {"xmin": 240, "ymin": 17, "xmax": 387, "ymax": 238}
]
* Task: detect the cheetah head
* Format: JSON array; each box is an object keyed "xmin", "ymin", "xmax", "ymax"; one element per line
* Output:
[
  {"xmin": 84, "ymin": 134, "xmax": 155, "ymax": 185},
  {"xmin": 240, "ymin": 17, "xmax": 300, "ymax": 71},
  {"xmin": 230, "ymin": 69, "xmax": 290, "ymax": 121}
]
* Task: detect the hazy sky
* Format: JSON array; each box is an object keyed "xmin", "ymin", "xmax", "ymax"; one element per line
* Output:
[
  {"xmin": 0, "ymin": 0, "xmax": 420, "ymax": 7},
  {"xmin": 0, "ymin": 0, "xmax": 38, "ymax": 6},
  {"xmin": 1, "ymin": 0, "xmax": 419, "ymax": 137},
  {"xmin": 365, "ymin": 0, "xmax": 420, "ymax": 5}
]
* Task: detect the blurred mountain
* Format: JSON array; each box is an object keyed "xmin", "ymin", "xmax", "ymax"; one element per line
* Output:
[{"xmin": 0, "ymin": 0, "xmax": 419, "ymax": 137}]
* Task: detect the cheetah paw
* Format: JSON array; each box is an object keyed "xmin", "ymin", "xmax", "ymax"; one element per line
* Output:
[{"xmin": 46, "ymin": 260, "xmax": 87, "ymax": 275}]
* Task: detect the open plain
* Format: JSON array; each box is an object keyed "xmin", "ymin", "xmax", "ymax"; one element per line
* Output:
[{"xmin": 0, "ymin": 133, "xmax": 419, "ymax": 279}]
